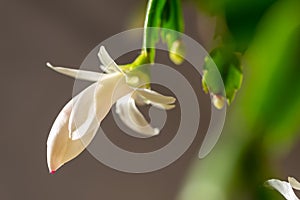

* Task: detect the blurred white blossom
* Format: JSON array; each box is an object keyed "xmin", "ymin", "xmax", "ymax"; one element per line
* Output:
[{"xmin": 266, "ymin": 177, "xmax": 300, "ymax": 200}]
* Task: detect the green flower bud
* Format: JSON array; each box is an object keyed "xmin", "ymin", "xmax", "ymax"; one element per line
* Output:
[{"xmin": 169, "ymin": 40, "xmax": 185, "ymax": 65}]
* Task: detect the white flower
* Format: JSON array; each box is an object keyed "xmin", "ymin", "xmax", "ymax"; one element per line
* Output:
[
  {"xmin": 46, "ymin": 46, "xmax": 176, "ymax": 173},
  {"xmin": 266, "ymin": 177, "xmax": 300, "ymax": 200}
]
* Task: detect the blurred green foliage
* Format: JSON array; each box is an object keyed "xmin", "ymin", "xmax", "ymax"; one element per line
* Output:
[
  {"xmin": 140, "ymin": 0, "xmax": 300, "ymax": 198},
  {"xmin": 179, "ymin": 0, "xmax": 300, "ymax": 199}
]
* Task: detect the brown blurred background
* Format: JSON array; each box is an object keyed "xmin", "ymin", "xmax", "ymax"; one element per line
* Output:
[{"xmin": 0, "ymin": 0, "xmax": 298, "ymax": 199}]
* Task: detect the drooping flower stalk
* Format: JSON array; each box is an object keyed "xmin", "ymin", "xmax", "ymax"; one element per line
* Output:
[{"xmin": 143, "ymin": 0, "xmax": 185, "ymax": 64}]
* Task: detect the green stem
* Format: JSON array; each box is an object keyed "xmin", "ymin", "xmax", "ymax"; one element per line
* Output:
[
  {"xmin": 143, "ymin": 0, "xmax": 166, "ymax": 62},
  {"xmin": 142, "ymin": 0, "xmax": 184, "ymax": 63}
]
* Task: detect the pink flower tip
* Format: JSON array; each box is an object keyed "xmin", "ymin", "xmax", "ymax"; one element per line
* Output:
[{"xmin": 50, "ymin": 170, "xmax": 56, "ymax": 174}]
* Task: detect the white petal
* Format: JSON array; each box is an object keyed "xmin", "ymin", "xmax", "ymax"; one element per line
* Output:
[
  {"xmin": 136, "ymin": 88, "xmax": 176, "ymax": 105},
  {"xmin": 70, "ymin": 73, "xmax": 132, "ymax": 140},
  {"xmin": 63, "ymin": 126, "xmax": 98, "ymax": 163},
  {"xmin": 148, "ymin": 101, "xmax": 176, "ymax": 110},
  {"xmin": 116, "ymin": 94, "xmax": 159, "ymax": 137},
  {"xmin": 47, "ymin": 96, "xmax": 97, "ymax": 172},
  {"xmin": 134, "ymin": 89, "xmax": 176, "ymax": 110},
  {"xmin": 46, "ymin": 62, "xmax": 102, "ymax": 82},
  {"xmin": 93, "ymin": 72, "xmax": 132, "ymax": 114},
  {"xmin": 289, "ymin": 177, "xmax": 300, "ymax": 190},
  {"xmin": 266, "ymin": 179, "xmax": 299, "ymax": 200},
  {"xmin": 131, "ymin": 91, "xmax": 146, "ymax": 106},
  {"xmin": 47, "ymin": 99, "xmax": 73, "ymax": 172},
  {"xmin": 98, "ymin": 46, "xmax": 123, "ymax": 74},
  {"xmin": 100, "ymin": 64, "xmax": 115, "ymax": 74},
  {"xmin": 68, "ymin": 83, "xmax": 99, "ymax": 140}
]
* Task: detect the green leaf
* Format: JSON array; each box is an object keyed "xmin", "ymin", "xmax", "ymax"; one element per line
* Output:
[{"xmin": 202, "ymin": 47, "xmax": 243, "ymax": 105}]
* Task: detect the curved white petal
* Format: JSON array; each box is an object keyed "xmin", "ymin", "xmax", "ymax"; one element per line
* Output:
[
  {"xmin": 116, "ymin": 94, "xmax": 159, "ymax": 137},
  {"xmin": 289, "ymin": 177, "xmax": 300, "ymax": 190},
  {"xmin": 94, "ymin": 72, "xmax": 133, "ymax": 119},
  {"xmin": 134, "ymin": 89, "xmax": 176, "ymax": 110},
  {"xmin": 98, "ymin": 46, "xmax": 123, "ymax": 74},
  {"xmin": 68, "ymin": 83, "xmax": 99, "ymax": 140},
  {"xmin": 131, "ymin": 91, "xmax": 147, "ymax": 106},
  {"xmin": 148, "ymin": 101, "xmax": 176, "ymax": 110},
  {"xmin": 267, "ymin": 179, "xmax": 299, "ymax": 200},
  {"xmin": 100, "ymin": 64, "xmax": 115, "ymax": 74},
  {"xmin": 69, "ymin": 73, "xmax": 132, "ymax": 140},
  {"xmin": 46, "ymin": 96, "xmax": 97, "ymax": 173},
  {"xmin": 46, "ymin": 62, "xmax": 102, "ymax": 82},
  {"xmin": 136, "ymin": 88, "xmax": 176, "ymax": 105}
]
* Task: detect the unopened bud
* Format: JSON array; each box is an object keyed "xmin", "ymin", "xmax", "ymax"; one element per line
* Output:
[
  {"xmin": 169, "ymin": 40, "xmax": 185, "ymax": 65},
  {"xmin": 212, "ymin": 94, "xmax": 226, "ymax": 110}
]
